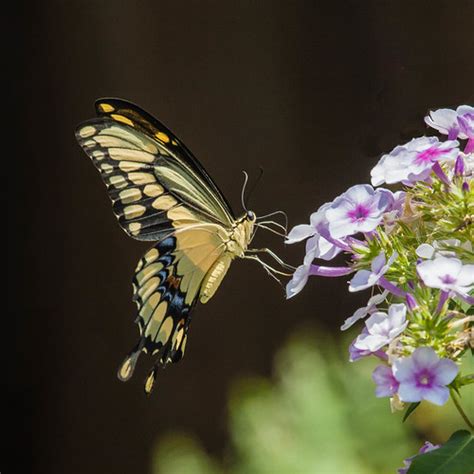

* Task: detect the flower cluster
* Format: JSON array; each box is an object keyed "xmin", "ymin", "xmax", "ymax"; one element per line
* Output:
[{"xmin": 287, "ymin": 105, "xmax": 473, "ymax": 411}]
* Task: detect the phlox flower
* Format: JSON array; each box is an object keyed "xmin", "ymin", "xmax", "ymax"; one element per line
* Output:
[
  {"xmin": 370, "ymin": 137, "xmax": 459, "ymax": 186},
  {"xmin": 425, "ymin": 105, "xmax": 474, "ymax": 140},
  {"xmin": 372, "ymin": 365, "xmax": 399, "ymax": 397},
  {"xmin": 354, "ymin": 303, "xmax": 408, "ymax": 352},
  {"xmin": 325, "ymin": 184, "xmax": 393, "ymax": 239},
  {"xmin": 286, "ymin": 262, "xmax": 353, "ymax": 299},
  {"xmin": 417, "ymin": 256, "xmax": 474, "ymax": 300},
  {"xmin": 348, "ymin": 333, "xmax": 388, "ymax": 362},
  {"xmin": 340, "ymin": 290, "xmax": 388, "ymax": 330},
  {"xmin": 286, "ymin": 202, "xmax": 344, "ymax": 261},
  {"xmin": 393, "ymin": 347, "xmax": 459, "ymax": 405},
  {"xmin": 349, "ymin": 251, "xmax": 398, "ymax": 293}
]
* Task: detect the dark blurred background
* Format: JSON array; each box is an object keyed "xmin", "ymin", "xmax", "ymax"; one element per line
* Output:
[{"xmin": 9, "ymin": 1, "xmax": 474, "ymax": 473}]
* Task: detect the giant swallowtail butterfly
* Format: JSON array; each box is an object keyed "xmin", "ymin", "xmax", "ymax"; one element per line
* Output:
[{"xmin": 76, "ymin": 99, "xmax": 289, "ymax": 394}]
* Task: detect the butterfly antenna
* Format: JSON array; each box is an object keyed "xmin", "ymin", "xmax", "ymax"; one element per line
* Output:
[
  {"xmin": 241, "ymin": 171, "xmax": 249, "ymax": 211},
  {"xmin": 244, "ymin": 166, "xmax": 264, "ymax": 209}
]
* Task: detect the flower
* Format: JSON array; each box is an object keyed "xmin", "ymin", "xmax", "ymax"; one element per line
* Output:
[
  {"xmin": 348, "ymin": 333, "xmax": 388, "ymax": 362},
  {"xmin": 457, "ymin": 105, "xmax": 474, "ymax": 139},
  {"xmin": 286, "ymin": 262, "xmax": 353, "ymax": 299},
  {"xmin": 340, "ymin": 290, "xmax": 388, "ymax": 330},
  {"xmin": 370, "ymin": 137, "xmax": 459, "ymax": 186},
  {"xmin": 286, "ymin": 202, "xmax": 344, "ymax": 262},
  {"xmin": 398, "ymin": 441, "xmax": 440, "ymax": 474},
  {"xmin": 417, "ymin": 256, "xmax": 474, "ymax": 297},
  {"xmin": 325, "ymin": 185, "xmax": 393, "ymax": 239},
  {"xmin": 349, "ymin": 251, "xmax": 397, "ymax": 292},
  {"xmin": 354, "ymin": 303, "xmax": 408, "ymax": 352},
  {"xmin": 286, "ymin": 263, "xmax": 312, "ymax": 299},
  {"xmin": 425, "ymin": 107, "xmax": 461, "ymax": 138},
  {"xmin": 425, "ymin": 105, "xmax": 474, "ymax": 139},
  {"xmin": 393, "ymin": 347, "xmax": 459, "ymax": 405},
  {"xmin": 372, "ymin": 365, "xmax": 399, "ymax": 397}
]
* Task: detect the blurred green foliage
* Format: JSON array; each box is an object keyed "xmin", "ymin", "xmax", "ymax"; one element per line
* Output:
[{"xmin": 152, "ymin": 330, "xmax": 473, "ymax": 474}]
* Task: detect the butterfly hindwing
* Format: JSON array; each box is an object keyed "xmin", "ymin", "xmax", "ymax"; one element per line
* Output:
[{"xmin": 118, "ymin": 224, "xmax": 228, "ymax": 394}]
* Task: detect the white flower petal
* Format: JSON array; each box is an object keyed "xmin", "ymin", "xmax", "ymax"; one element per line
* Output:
[
  {"xmin": 411, "ymin": 347, "xmax": 439, "ymax": 371},
  {"xmin": 286, "ymin": 224, "xmax": 315, "ymax": 244},
  {"xmin": 397, "ymin": 381, "xmax": 422, "ymax": 402},
  {"xmin": 433, "ymin": 359, "xmax": 459, "ymax": 385},
  {"xmin": 420, "ymin": 385, "xmax": 450, "ymax": 406},
  {"xmin": 416, "ymin": 243, "xmax": 435, "ymax": 259}
]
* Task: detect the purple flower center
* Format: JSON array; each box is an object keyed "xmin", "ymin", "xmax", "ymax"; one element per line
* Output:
[
  {"xmin": 415, "ymin": 146, "xmax": 445, "ymax": 164},
  {"xmin": 415, "ymin": 369, "xmax": 434, "ymax": 388},
  {"xmin": 440, "ymin": 274, "xmax": 456, "ymax": 284},
  {"xmin": 348, "ymin": 204, "xmax": 370, "ymax": 222}
]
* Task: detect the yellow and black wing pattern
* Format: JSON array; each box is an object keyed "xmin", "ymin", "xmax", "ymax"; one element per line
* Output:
[{"xmin": 76, "ymin": 98, "xmax": 235, "ymax": 394}]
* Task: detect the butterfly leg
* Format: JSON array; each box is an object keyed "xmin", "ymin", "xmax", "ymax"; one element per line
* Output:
[{"xmin": 246, "ymin": 248, "xmax": 296, "ymax": 271}]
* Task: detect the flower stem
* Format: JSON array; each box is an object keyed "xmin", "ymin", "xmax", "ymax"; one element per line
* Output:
[{"xmin": 450, "ymin": 390, "xmax": 474, "ymax": 431}]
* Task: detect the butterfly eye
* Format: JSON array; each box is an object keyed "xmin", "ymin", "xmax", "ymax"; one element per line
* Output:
[{"xmin": 246, "ymin": 210, "xmax": 256, "ymax": 221}]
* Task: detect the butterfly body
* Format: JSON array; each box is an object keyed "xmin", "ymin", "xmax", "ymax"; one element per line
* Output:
[{"xmin": 76, "ymin": 98, "xmax": 261, "ymax": 394}]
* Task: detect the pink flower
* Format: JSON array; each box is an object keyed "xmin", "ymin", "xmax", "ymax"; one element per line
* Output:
[
  {"xmin": 286, "ymin": 262, "xmax": 353, "ymax": 299},
  {"xmin": 425, "ymin": 105, "xmax": 474, "ymax": 140},
  {"xmin": 340, "ymin": 291, "xmax": 388, "ymax": 330},
  {"xmin": 393, "ymin": 347, "xmax": 459, "ymax": 406},
  {"xmin": 325, "ymin": 185, "xmax": 393, "ymax": 239},
  {"xmin": 372, "ymin": 365, "xmax": 399, "ymax": 397},
  {"xmin": 370, "ymin": 137, "xmax": 459, "ymax": 186},
  {"xmin": 354, "ymin": 303, "xmax": 408, "ymax": 352},
  {"xmin": 349, "ymin": 251, "xmax": 397, "ymax": 293},
  {"xmin": 417, "ymin": 256, "xmax": 474, "ymax": 302},
  {"xmin": 286, "ymin": 202, "xmax": 344, "ymax": 262}
]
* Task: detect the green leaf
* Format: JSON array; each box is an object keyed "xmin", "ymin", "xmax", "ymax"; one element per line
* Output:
[
  {"xmin": 407, "ymin": 430, "xmax": 474, "ymax": 474},
  {"xmin": 403, "ymin": 402, "xmax": 420, "ymax": 422}
]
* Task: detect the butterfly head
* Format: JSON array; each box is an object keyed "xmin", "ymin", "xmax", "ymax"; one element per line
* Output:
[{"xmin": 246, "ymin": 210, "xmax": 257, "ymax": 223}]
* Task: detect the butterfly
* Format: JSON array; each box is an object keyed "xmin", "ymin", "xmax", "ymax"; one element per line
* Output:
[{"xmin": 76, "ymin": 98, "xmax": 290, "ymax": 395}]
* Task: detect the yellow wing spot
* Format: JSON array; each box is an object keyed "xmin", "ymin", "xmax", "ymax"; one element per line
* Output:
[
  {"xmin": 99, "ymin": 103, "xmax": 115, "ymax": 113},
  {"xmin": 100, "ymin": 163, "xmax": 113, "ymax": 174},
  {"xmin": 109, "ymin": 175, "xmax": 127, "ymax": 189},
  {"xmin": 152, "ymin": 195, "xmax": 177, "ymax": 210},
  {"xmin": 79, "ymin": 125, "xmax": 96, "ymax": 138},
  {"xmin": 83, "ymin": 139, "xmax": 95, "ymax": 148},
  {"xmin": 140, "ymin": 292, "xmax": 161, "ymax": 323},
  {"xmin": 171, "ymin": 139, "xmax": 178, "ymax": 146},
  {"xmin": 181, "ymin": 335, "xmax": 188, "ymax": 355},
  {"xmin": 144, "ymin": 369, "xmax": 157, "ymax": 395},
  {"xmin": 136, "ymin": 262, "xmax": 163, "ymax": 285},
  {"xmin": 144, "ymin": 248, "xmax": 159, "ymax": 264},
  {"xmin": 128, "ymin": 172, "xmax": 155, "ymax": 185},
  {"xmin": 119, "ymin": 161, "xmax": 147, "ymax": 172},
  {"xmin": 123, "ymin": 204, "xmax": 146, "ymax": 220},
  {"xmin": 109, "ymin": 148, "xmax": 155, "ymax": 163},
  {"xmin": 128, "ymin": 222, "xmax": 142, "ymax": 235},
  {"xmin": 118, "ymin": 357, "xmax": 133, "ymax": 381},
  {"xmin": 144, "ymin": 184, "xmax": 164, "ymax": 197},
  {"xmin": 119, "ymin": 188, "xmax": 142, "ymax": 204},
  {"xmin": 172, "ymin": 327, "xmax": 184, "ymax": 350},
  {"xmin": 155, "ymin": 315, "xmax": 173, "ymax": 344},
  {"xmin": 92, "ymin": 150, "xmax": 105, "ymax": 160},
  {"xmin": 137, "ymin": 276, "xmax": 159, "ymax": 301},
  {"xmin": 155, "ymin": 131, "xmax": 170, "ymax": 143},
  {"xmin": 111, "ymin": 114, "xmax": 134, "ymax": 127}
]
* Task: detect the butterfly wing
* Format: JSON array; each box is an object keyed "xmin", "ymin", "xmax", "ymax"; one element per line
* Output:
[
  {"xmin": 76, "ymin": 99, "xmax": 236, "ymax": 394},
  {"xmin": 122, "ymin": 226, "xmax": 231, "ymax": 395},
  {"xmin": 75, "ymin": 98, "xmax": 235, "ymax": 240}
]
